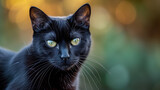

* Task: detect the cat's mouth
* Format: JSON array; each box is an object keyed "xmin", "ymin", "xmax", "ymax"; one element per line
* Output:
[
  {"xmin": 60, "ymin": 62, "xmax": 76, "ymax": 70},
  {"xmin": 51, "ymin": 60, "xmax": 77, "ymax": 71}
]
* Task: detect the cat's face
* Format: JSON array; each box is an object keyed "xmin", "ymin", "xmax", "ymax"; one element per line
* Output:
[{"xmin": 29, "ymin": 4, "xmax": 91, "ymax": 70}]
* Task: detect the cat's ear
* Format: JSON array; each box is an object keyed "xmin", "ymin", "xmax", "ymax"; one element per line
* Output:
[
  {"xmin": 29, "ymin": 6, "xmax": 50, "ymax": 32},
  {"xmin": 72, "ymin": 3, "xmax": 91, "ymax": 28}
]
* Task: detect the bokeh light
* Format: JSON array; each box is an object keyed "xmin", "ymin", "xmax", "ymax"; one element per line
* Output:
[
  {"xmin": 91, "ymin": 6, "xmax": 111, "ymax": 34},
  {"xmin": 115, "ymin": 1, "xmax": 136, "ymax": 25}
]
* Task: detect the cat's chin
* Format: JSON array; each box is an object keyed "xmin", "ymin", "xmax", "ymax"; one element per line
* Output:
[{"xmin": 60, "ymin": 65, "xmax": 72, "ymax": 71}]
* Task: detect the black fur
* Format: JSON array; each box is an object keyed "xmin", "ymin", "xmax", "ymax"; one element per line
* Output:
[{"xmin": 0, "ymin": 3, "xmax": 91, "ymax": 90}]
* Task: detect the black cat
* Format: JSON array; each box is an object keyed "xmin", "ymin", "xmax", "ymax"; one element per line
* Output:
[{"xmin": 0, "ymin": 3, "xmax": 91, "ymax": 90}]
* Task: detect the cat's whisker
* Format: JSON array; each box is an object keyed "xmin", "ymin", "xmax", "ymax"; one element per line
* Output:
[
  {"xmin": 30, "ymin": 64, "xmax": 49, "ymax": 90},
  {"xmin": 80, "ymin": 66, "xmax": 93, "ymax": 90},
  {"xmin": 74, "ymin": 64, "xmax": 89, "ymax": 90},
  {"xmin": 48, "ymin": 66, "xmax": 53, "ymax": 90},
  {"xmin": 87, "ymin": 59, "xmax": 111, "ymax": 74},
  {"xmin": 83, "ymin": 67, "xmax": 100, "ymax": 90},
  {"xmin": 80, "ymin": 56, "xmax": 110, "ymax": 74},
  {"xmin": 38, "ymin": 64, "xmax": 52, "ymax": 90},
  {"xmin": 67, "ymin": 69, "xmax": 76, "ymax": 84},
  {"xmin": 27, "ymin": 62, "xmax": 48, "ymax": 85},
  {"xmin": 84, "ymin": 62, "xmax": 102, "ymax": 82},
  {"xmin": 80, "ymin": 70, "xmax": 87, "ymax": 90},
  {"xmin": 37, "ymin": 66, "xmax": 49, "ymax": 90},
  {"xmin": 79, "ymin": 62, "xmax": 100, "ymax": 90},
  {"xmin": 23, "ymin": 60, "xmax": 46, "ymax": 77},
  {"xmin": 27, "ymin": 61, "xmax": 45, "ymax": 70},
  {"xmin": 17, "ymin": 60, "xmax": 48, "ymax": 89},
  {"xmin": 82, "ymin": 63, "xmax": 101, "ymax": 86},
  {"xmin": 89, "ymin": 53, "xmax": 105, "ymax": 61}
]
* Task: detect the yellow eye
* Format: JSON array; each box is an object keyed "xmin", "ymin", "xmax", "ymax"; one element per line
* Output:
[
  {"xmin": 47, "ymin": 40, "xmax": 56, "ymax": 47},
  {"xmin": 71, "ymin": 38, "xmax": 80, "ymax": 46}
]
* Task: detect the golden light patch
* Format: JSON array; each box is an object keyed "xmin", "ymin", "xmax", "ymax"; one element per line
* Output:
[
  {"xmin": 3, "ymin": 0, "xmax": 63, "ymax": 31},
  {"xmin": 115, "ymin": 1, "xmax": 136, "ymax": 25}
]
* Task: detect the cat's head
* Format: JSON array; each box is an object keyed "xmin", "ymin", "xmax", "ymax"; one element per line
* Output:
[{"xmin": 29, "ymin": 4, "xmax": 91, "ymax": 70}]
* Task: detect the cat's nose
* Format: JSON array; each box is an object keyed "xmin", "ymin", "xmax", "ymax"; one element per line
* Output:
[
  {"xmin": 61, "ymin": 53, "xmax": 70, "ymax": 60},
  {"xmin": 60, "ymin": 48, "xmax": 70, "ymax": 60},
  {"xmin": 60, "ymin": 41, "xmax": 70, "ymax": 60}
]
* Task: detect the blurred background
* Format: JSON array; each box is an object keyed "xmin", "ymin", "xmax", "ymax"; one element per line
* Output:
[{"xmin": 0, "ymin": 0, "xmax": 160, "ymax": 90}]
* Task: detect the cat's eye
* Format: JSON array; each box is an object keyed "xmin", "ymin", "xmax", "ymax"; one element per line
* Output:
[
  {"xmin": 71, "ymin": 38, "xmax": 80, "ymax": 46},
  {"xmin": 47, "ymin": 40, "xmax": 57, "ymax": 47}
]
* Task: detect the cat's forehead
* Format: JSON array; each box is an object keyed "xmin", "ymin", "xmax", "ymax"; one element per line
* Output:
[
  {"xmin": 43, "ymin": 16, "xmax": 72, "ymax": 41},
  {"xmin": 49, "ymin": 16, "xmax": 70, "ymax": 20},
  {"xmin": 49, "ymin": 16, "xmax": 71, "ymax": 30}
]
